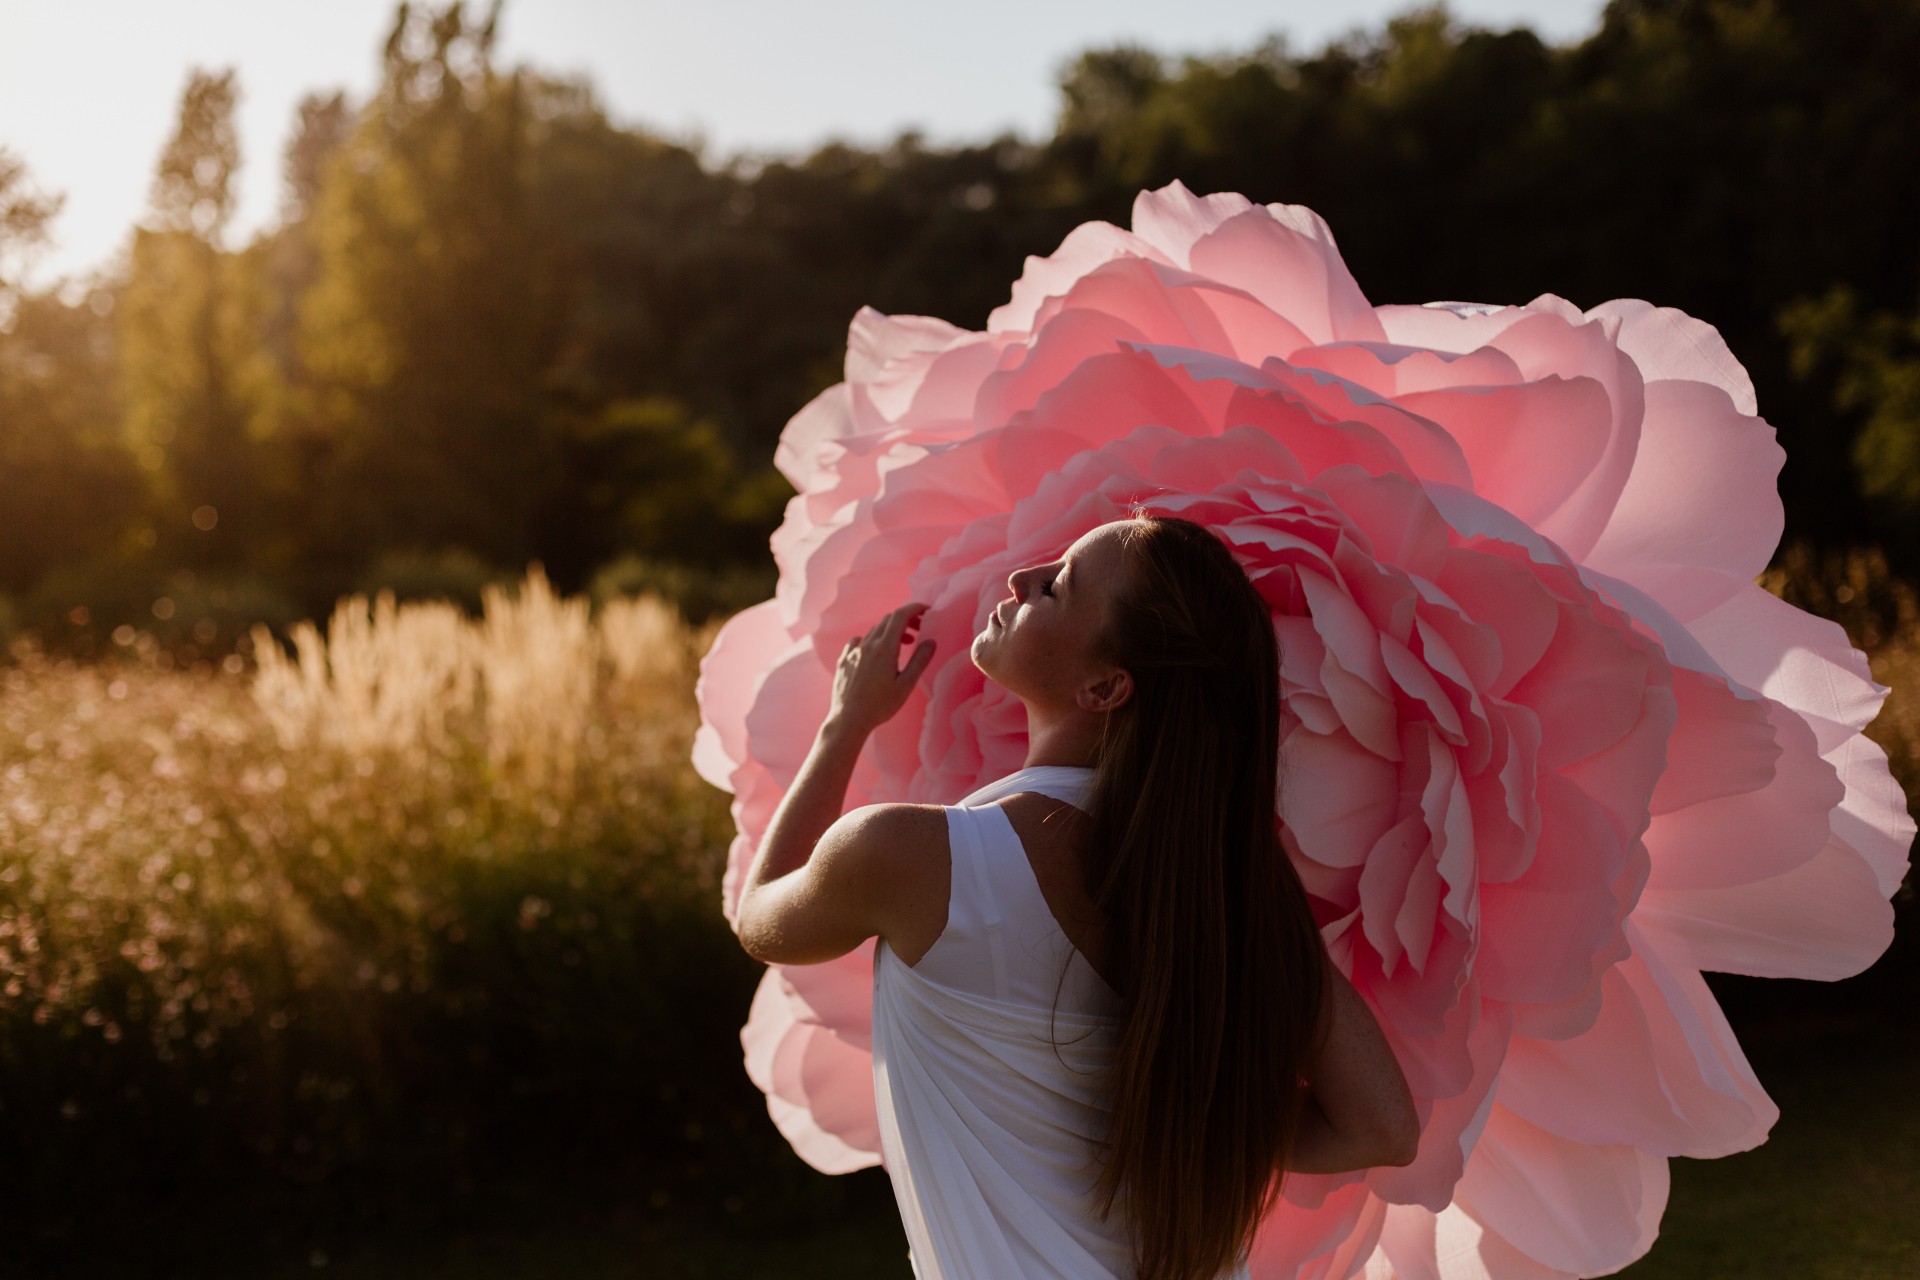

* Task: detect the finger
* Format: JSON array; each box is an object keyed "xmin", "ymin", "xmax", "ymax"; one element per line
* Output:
[
  {"xmin": 902, "ymin": 638, "xmax": 937, "ymax": 682},
  {"xmin": 881, "ymin": 601, "xmax": 928, "ymax": 651}
]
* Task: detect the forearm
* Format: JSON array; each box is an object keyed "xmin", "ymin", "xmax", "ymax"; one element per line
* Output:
[
  {"xmin": 1288, "ymin": 971, "xmax": 1419, "ymax": 1172},
  {"xmin": 739, "ymin": 715, "xmax": 870, "ymax": 904},
  {"xmin": 731, "ymin": 601, "xmax": 933, "ymax": 947}
]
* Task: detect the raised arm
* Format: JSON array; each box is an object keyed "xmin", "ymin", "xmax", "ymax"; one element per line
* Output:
[
  {"xmin": 1287, "ymin": 968, "xmax": 1420, "ymax": 1173},
  {"xmin": 732, "ymin": 602, "xmax": 937, "ymax": 965}
]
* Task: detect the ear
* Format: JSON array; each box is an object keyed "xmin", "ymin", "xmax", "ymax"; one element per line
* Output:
[{"xmin": 1076, "ymin": 667, "xmax": 1133, "ymax": 715}]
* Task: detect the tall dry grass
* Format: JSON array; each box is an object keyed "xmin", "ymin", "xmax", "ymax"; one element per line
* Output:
[
  {"xmin": 247, "ymin": 566, "xmax": 690, "ymax": 793},
  {"xmin": 0, "ymin": 567, "xmax": 754, "ymax": 1266}
]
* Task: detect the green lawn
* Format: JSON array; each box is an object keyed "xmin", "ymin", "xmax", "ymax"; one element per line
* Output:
[{"xmin": 1619, "ymin": 1016, "xmax": 1920, "ymax": 1279}]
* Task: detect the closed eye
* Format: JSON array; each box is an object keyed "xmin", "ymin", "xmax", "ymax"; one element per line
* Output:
[{"xmin": 1040, "ymin": 575, "xmax": 1056, "ymax": 598}]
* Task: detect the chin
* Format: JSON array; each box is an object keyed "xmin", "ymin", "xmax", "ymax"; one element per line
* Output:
[{"xmin": 968, "ymin": 632, "xmax": 992, "ymax": 675}]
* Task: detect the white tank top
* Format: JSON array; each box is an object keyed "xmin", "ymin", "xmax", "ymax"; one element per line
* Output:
[{"xmin": 870, "ymin": 765, "xmax": 1253, "ymax": 1279}]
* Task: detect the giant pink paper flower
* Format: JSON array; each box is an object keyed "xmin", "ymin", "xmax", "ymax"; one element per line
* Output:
[{"xmin": 693, "ymin": 182, "xmax": 1913, "ymax": 1277}]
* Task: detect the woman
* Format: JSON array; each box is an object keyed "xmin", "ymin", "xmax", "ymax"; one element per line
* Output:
[{"xmin": 733, "ymin": 513, "xmax": 1419, "ymax": 1279}]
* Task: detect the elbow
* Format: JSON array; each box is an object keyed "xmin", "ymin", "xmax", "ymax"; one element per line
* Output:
[
  {"xmin": 1378, "ymin": 1126, "xmax": 1419, "ymax": 1169},
  {"xmin": 1375, "ymin": 1103, "xmax": 1421, "ymax": 1168},
  {"xmin": 731, "ymin": 895, "xmax": 771, "ymax": 964}
]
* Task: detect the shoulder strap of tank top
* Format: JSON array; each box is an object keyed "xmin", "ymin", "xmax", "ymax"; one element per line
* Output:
[
  {"xmin": 941, "ymin": 805, "xmax": 1012, "ymax": 997},
  {"xmin": 955, "ymin": 765, "xmax": 1094, "ymax": 812}
]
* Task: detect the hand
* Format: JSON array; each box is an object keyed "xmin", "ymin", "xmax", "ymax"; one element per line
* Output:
[{"xmin": 829, "ymin": 602, "xmax": 937, "ymax": 736}]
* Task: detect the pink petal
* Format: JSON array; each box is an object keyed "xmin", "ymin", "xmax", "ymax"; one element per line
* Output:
[
  {"xmin": 1250, "ymin": 1180, "xmax": 1374, "ymax": 1279},
  {"xmin": 1374, "ymin": 301, "xmax": 1533, "ymax": 355},
  {"xmin": 987, "ymin": 218, "xmax": 1166, "ymax": 334},
  {"xmin": 1643, "ymin": 697, "xmax": 1842, "ymax": 892},
  {"xmin": 1476, "ymin": 775, "xmax": 1641, "ymax": 1008},
  {"xmin": 977, "ymin": 302, "xmax": 1154, "ymax": 424},
  {"xmin": 844, "ymin": 307, "xmax": 978, "ymax": 421},
  {"xmin": 1373, "ymin": 1202, "xmax": 1576, "ymax": 1280},
  {"xmin": 1591, "ymin": 298, "xmax": 1759, "ymax": 416},
  {"xmin": 1688, "ymin": 586, "xmax": 1884, "ymax": 754},
  {"xmin": 691, "ymin": 600, "xmax": 792, "ymax": 790},
  {"xmin": 1288, "ymin": 341, "xmax": 1524, "ymax": 401},
  {"xmin": 1500, "ymin": 579, "xmax": 1663, "ymax": 774},
  {"xmin": 773, "ymin": 382, "xmax": 858, "ymax": 492},
  {"xmin": 1369, "ymin": 996, "xmax": 1512, "ymax": 1211},
  {"xmin": 1637, "ymin": 830, "xmax": 1899, "ymax": 980},
  {"xmin": 1464, "ymin": 306, "xmax": 1645, "ymax": 562},
  {"xmin": 742, "ymin": 959, "xmax": 882, "ymax": 1173},
  {"xmin": 1398, "ymin": 377, "xmax": 1617, "ymax": 550},
  {"xmin": 1452, "ymin": 1104, "xmax": 1669, "ymax": 1275},
  {"xmin": 1128, "ymin": 179, "xmax": 1257, "ymax": 264},
  {"xmin": 1499, "ymin": 920, "xmax": 1775, "ymax": 1156},
  {"xmin": 1286, "ymin": 728, "xmax": 1402, "ymax": 870},
  {"xmin": 1583, "ymin": 380, "xmax": 1784, "ymax": 586},
  {"xmin": 1186, "ymin": 206, "xmax": 1386, "ymax": 345}
]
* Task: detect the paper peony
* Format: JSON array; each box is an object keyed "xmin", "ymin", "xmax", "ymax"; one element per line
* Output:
[{"xmin": 692, "ymin": 182, "xmax": 1913, "ymax": 1278}]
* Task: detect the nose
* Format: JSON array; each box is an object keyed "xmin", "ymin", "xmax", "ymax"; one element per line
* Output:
[{"xmin": 1007, "ymin": 563, "xmax": 1039, "ymax": 600}]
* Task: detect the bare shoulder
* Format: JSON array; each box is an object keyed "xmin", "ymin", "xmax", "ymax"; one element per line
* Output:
[
  {"xmin": 821, "ymin": 802, "xmax": 949, "ymax": 861},
  {"xmin": 992, "ymin": 791, "xmax": 1111, "ymax": 985},
  {"xmin": 993, "ymin": 791, "xmax": 1091, "ymax": 862},
  {"xmin": 819, "ymin": 802, "xmax": 952, "ymax": 963}
]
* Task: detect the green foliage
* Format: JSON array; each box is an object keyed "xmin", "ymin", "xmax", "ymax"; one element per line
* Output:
[
  {"xmin": 119, "ymin": 67, "xmax": 284, "ymax": 588},
  {"xmin": 1781, "ymin": 287, "xmax": 1920, "ymax": 551},
  {"xmin": 0, "ymin": 287, "xmax": 145, "ymax": 600},
  {"xmin": 354, "ymin": 545, "xmax": 512, "ymax": 614},
  {"xmin": 587, "ymin": 554, "xmax": 777, "ymax": 628},
  {"xmin": 548, "ymin": 397, "xmax": 791, "ymax": 578},
  {"xmin": 15, "ymin": 552, "xmax": 302, "ymax": 664}
]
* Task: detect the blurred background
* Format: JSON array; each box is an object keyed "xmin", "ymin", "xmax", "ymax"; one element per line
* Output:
[{"xmin": 0, "ymin": 0, "xmax": 1913, "ymax": 1275}]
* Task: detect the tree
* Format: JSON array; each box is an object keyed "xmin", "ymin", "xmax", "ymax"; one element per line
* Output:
[
  {"xmin": 0, "ymin": 155, "xmax": 143, "ymax": 603},
  {"xmin": 297, "ymin": 1, "xmax": 559, "ymax": 576},
  {"xmin": 1782, "ymin": 288, "xmax": 1920, "ymax": 564},
  {"xmin": 119, "ymin": 68, "xmax": 274, "ymax": 574},
  {"xmin": 0, "ymin": 147, "xmax": 62, "ymax": 320}
]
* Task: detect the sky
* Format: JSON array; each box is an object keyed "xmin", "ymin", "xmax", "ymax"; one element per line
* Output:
[{"xmin": 0, "ymin": 0, "xmax": 1607, "ymax": 285}]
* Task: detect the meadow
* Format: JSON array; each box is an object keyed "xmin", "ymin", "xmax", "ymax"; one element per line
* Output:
[{"xmin": 0, "ymin": 553, "xmax": 1913, "ymax": 1277}]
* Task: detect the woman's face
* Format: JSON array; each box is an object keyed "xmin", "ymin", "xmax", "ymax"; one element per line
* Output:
[{"xmin": 971, "ymin": 520, "xmax": 1133, "ymax": 710}]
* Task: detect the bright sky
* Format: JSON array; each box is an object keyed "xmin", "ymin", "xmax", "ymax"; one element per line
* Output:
[{"xmin": 0, "ymin": 0, "xmax": 1606, "ymax": 285}]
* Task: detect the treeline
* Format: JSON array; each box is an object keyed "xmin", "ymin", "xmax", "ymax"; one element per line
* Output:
[{"xmin": 2, "ymin": 0, "xmax": 1918, "ymax": 655}]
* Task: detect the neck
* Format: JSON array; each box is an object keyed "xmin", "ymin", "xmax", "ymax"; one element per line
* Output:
[{"xmin": 1021, "ymin": 702, "xmax": 1101, "ymax": 769}]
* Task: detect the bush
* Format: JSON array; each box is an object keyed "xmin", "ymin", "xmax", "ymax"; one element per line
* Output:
[
  {"xmin": 10, "ymin": 550, "xmax": 303, "ymax": 665},
  {"xmin": 351, "ymin": 545, "xmax": 514, "ymax": 617},
  {"xmin": 588, "ymin": 554, "xmax": 775, "ymax": 627}
]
